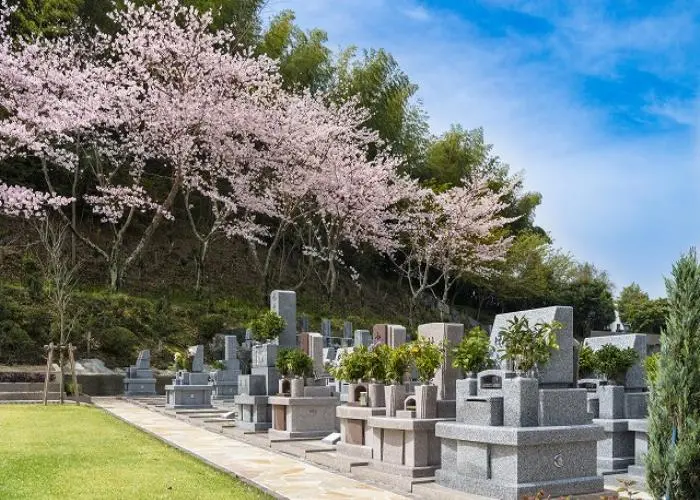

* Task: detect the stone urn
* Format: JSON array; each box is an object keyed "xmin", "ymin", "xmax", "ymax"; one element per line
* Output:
[
  {"xmin": 415, "ymin": 384, "xmax": 438, "ymax": 419},
  {"xmin": 367, "ymin": 382, "xmax": 385, "ymax": 408},
  {"xmin": 384, "ymin": 383, "xmax": 406, "ymax": 417},
  {"xmin": 290, "ymin": 377, "xmax": 305, "ymax": 398}
]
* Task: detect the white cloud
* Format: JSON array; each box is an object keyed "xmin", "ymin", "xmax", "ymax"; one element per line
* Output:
[
  {"xmin": 266, "ymin": 0, "xmax": 700, "ymax": 298},
  {"xmin": 401, "ymin": 5, "xmax": 431, "ymax": 22}
]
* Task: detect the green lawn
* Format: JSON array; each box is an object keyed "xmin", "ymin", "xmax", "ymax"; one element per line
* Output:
[{"xmin": 0, "ymin": 405, "xmax": 270, "ymax": 500}]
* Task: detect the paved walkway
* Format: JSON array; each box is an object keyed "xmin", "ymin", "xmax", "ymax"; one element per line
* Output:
[{"xmin": 93, "ymin": 398, "xmax": 407, "ymax": 500}]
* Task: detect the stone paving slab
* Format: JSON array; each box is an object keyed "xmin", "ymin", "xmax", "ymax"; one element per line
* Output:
[{"xmin": 93, "ymin": 398, "xmax": 408, "ymax": 500}]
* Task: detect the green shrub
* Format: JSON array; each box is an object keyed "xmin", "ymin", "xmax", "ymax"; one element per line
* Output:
[
  {"xmin": 0, "ymin": 319, "xmax": 37, "ymax": 365},
  {"xmin": 276, "ymin": 348, "xmax": 293, "ymax": 378},
  {"xmin": 594, "ymin": 344, "xmax": 638, "ymax": 384},
  {"xmin": 644, "ymin": 352, "xmax": 660, "ymax": 386},
  {"xmin": 497, "ymin": 316, "xmax": 561, "ymax": 374},
  {"xmin": 248, "ymin": 310, "xmax": 285, "ymax": 343},
  {"xmin": 287, "ymin": 349, "xmax": 314, "ymax": 378},
  {"xmin": 578, "ymin": 344, "xmax": 597, "ymax": 378},
  {"xmin": 386, "ymin": 344, "xmax": 411, "ymax": 384},
  {"xmin": 409, "ymin": 336, "xmax": 445, "ymax": 384},
  {"xmin": 21, "ymin": 254, "xmax": 43, "ymax": 302},
  {"xmin": 452, "ymin": 326, "xmax": 493, "ymax": 375},
  {"xmin": 366, "ymin": 343, "xmax": 390, "ymax": 383},
  {"xmin": 95, "ymin": 326, "xmax": 139, "ymax": 367},
  {"xmin": 197, "ymin": 313, "xmax": 226, "ymax": 343}
]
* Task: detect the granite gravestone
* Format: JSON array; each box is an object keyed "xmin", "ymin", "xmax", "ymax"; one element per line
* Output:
[
  {"xmin": 123, "ymin": 350, "xmax": 157, "ymax": 396},
  {"xmin": 491, "ymin": 306, "xmax": 574, "ymax": 387},
  {"xmin": 210, "ymin": 335, "xmax": 241, "ymax": 400},
  {"xmin": 270, "ymin": 290, "xmax": 296, "ymax": 348}
]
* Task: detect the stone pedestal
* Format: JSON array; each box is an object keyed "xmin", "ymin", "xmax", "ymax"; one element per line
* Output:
[
  {"xmin": 627, "ymin": 419, "xmax": 648, "ymax": 478},
  {"xmin": 593, "ymin": 385, "xmax": 636, "ymax": 474},
  {"xmin": 165, "ymin": 347, "xmax": 212, "ymax": 409},
  {"xmin": 368, "ymin": 416, "xmax": 448, "ymax": 478},
  {"xmin": 234, "ymin": 374, "xmax": 271, "ymax": 431},
  {"xmin": 165, "ymin": 383, "xmax": 213, "ymax": 409},
  {"xmin": 385, "ymin": 384, "xmax": 406, "ymax": 418},
  {"xmin": 436, "ymin": 369, "xmax": 604, "ymax": 499},
  {"xmin": 336, "ymin": 405, "xmax": 386, "ymax": 464},
  {"xmin": 209, "ymin": 335, "xmax": 241, "ymax": 400},
  {"xmin": 123, "ymin": 350, "xmax": 157, "ymax": 396},
  {"xmin": 268, "ymin": 393, "xmax": 340, "ymax": 441}
]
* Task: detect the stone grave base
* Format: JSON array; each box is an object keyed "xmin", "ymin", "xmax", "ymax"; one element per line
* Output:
[
  {"xmin": 234, "ymin": 394, "xmax": 271, "ymax": 432},
  {"xmin": 124, "ymin": 378, "xmax": 157, "ymax": 396},
  {"xmin": 368, "ymin": 416, "xmax": 447, "ymax": 478},
  {"xmin": 435, "ymin": 422, "xmax": 604, "ymax": 500},
  {"xmin": 211, "ymin": 381, "xmax": 238, "ymax": 400},
  {"xmin": 268, "ymin": 396, "xmax": 339, "ymax": 442},
  {"xmin": 165, "ymin": 384, "xmax": 212, "ymax": 409},
  {"xmin": 594, "ymin": 419, "xmax": 635, "ymax": 474},
  {"xmin": 336, "ymin": 405, "xmax": 386, "ymax": 462},
  {"xmin": 435, "ymin": 471, "xmax": 604, "ymax": 500},
  {"xmin": 626, "ymin": 418, "xmax": 648, "ymax": 479}
]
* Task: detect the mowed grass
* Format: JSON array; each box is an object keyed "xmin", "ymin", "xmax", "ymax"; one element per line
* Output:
[{"xmin": 0, "ymin": 405, "xmax": 270, "ymax": 500}]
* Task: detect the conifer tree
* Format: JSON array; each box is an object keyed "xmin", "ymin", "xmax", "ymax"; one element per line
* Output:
[{"xmin": 646, "ymin": 248, "xmax": 700, "ymax": 498}]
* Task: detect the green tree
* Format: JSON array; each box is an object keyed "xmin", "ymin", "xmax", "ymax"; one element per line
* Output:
[
  {"xmin": 8, "ymin": 0, "xmax": 82, "ymax": 38},
  {"xmin": 329, "ymin": 47, "xmax": 429, "ymax": 168},
  {"xmin": 257, "ymin": 10, "xmax": 332, "ymax": 92},
  {"xmin": 554, "ymin": 263, "xmax": 615, "ymax": 339},
  {"xmin": 618, "ymin": 283, "xmax": 668, "ymax": 334},
  {"xmin": 647, "ymin": 249, "xmax": 700, "ymax": 498}
]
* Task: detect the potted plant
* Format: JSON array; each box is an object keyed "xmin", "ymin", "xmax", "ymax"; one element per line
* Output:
[
  {"xmin": 594, "ymin": 344, "xmax": 638, "ymax": 385},
  {"xmin": 337, "ymin": 346, "xmax": 371, "ymax": 405},
  {"xmin": 410, "ymin": 336, "xmax": 445, "ymax": 419},
  {"xmin": 288, "ymin": 348, "xmax": 314, "ymax": 397},
  {"xmin": 276, "ymin": 348, "xmax": 293, "ymax": 395},
  {"xmin": 452, "ymin": 326, "xmax": 493, "ymax": 377},
  {"xmin": 366, "ymin": 343, "xmax": 390, "ymax": 407},
  {"xmin": 497, "ymin": 316, "xmax": 561, "ymax": 377},
  {"xmin": 248, "ymin": 310, "xmax": 285, "ymax": 369},
  {"xmin": 384, "ymin": 344, "xmax": 411, "ymax": 416},
  {"xmin": 248, "ymin": 310, "xmax": 286, "ymax": 344},
  {"xmin": 577, "ymin": 344, "xmax": 597, "ymax": 380}
]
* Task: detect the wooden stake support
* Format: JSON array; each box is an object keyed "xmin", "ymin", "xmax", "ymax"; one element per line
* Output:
[{"xmin": 42, "ymin": 342, "xmax": 80, "ymax": 406}]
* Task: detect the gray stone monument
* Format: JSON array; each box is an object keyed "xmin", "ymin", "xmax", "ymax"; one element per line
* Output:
[
  {"xmin": 343, "ymin": 321, "xmax": 352, "ymax": 346},
  {"xmin": 270, "ymin": 290, "xmax": 296, "ymax": 348},
  {"xmin": 234, "ymin": 374, "xmax": 271, "ymax": 431},
  {"xmin": 354, "ymin": 329, "xmax": 372, "ymax": 347},
  {"xmin": 435, "ymin": 369, "xmax": 604, "ymax": 499},
  {"xmin": 123, "ymin": 350, "xmax": 157, "ymax": 396},
  {"xmin": 307, "ymin": 332, "xmax": 325, "ymax": 377},
  {"xmin": 387, "ymin": 325, "xmax": 407, "ymax": 347},
  {"xmin": 209, "ymin": 335, "xmax": 241, "ymax": 400},
  {"xmin": 165, "ymin": 345, "xmax": 213, "ymax": 409},
  {"xmin": 491, "ymin": 306, "xmax": 574, "ymax": 387},
  {"xmin": 584, "ymin": 334, "xmax": 648, "ymax": 390},
  {"xmin": 418, "ymin": 323, "xmax": 465, "ymax": 400},
  {"xmin": 321, "ymin": 318, "xmax": 332, "ymax": 346}
]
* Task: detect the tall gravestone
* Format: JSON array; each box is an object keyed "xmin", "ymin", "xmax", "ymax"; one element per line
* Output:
[
  {"xmin": 321, "ymin": 318, "xmax": 332, "ymax": 347},
  {"xmin": 418, "ymin": 323, "xmax": 465, "ymax": 400},
  {"xmin": 354, "ymin": 329, "xmax": 371, "ymax": 347},
  {"xmin": 343, "ymin": 321, "xmax": 353, "ymax": 347},
  {"xmin": 270, "ymin": 290, "xmax": 296, "ymax": 348},
  {"xmin": 210, "ymin": 335, "xmax": 241, "ymax": 400},
  {"xmin": 491, "ymin": 306, "xmax": 574, "ymax": 387}
]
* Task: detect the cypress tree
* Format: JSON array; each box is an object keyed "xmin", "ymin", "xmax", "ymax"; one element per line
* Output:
[{"xmin": 646, "ymin": 249, "xmax": 700, "ymax": 497}]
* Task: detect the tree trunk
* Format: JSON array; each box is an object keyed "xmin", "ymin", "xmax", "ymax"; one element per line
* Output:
[
  {"xmin": 108, "ymin": 260, "xmax": 123, "ymax": 291},
  {"xmin": 194, "ymin": 239, "xmax": 210, "ymax": 293},
  {"xmin": 58, "ymin": 348, "xmax": 65, "ymax": 404}
]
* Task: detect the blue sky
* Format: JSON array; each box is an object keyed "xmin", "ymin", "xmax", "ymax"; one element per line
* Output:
[{"xmin": 266, "ymin": 0, "xmax": 700, "ymax": 298}]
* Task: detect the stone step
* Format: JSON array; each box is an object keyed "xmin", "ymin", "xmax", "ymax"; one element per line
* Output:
[
  {"xmin": 0, "ymin": 391, "xmax": 62, "ymax": 401},
  {"xmin": 304, "ymin": 450, "xmax": 339, "ymax": 470},
  {"xmin": 412, "ymin": 482, "xmax": 497, "ymax": 500},
  {"xmin": 349, "ymin": 464, "xmax": 433, "ymax": 494},
  {"xmin": 0, "ymin": 382, "xmax": 61, "ymax": 392}
]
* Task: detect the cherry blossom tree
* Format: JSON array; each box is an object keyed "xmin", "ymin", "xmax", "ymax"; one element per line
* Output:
[
  {"xmin": 391, "ymin": 173, "xmax": 518, "ymax": 318},
  {"xmin": 0, "ymin": 1, "xmax": 288, "ymax": 289}
]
